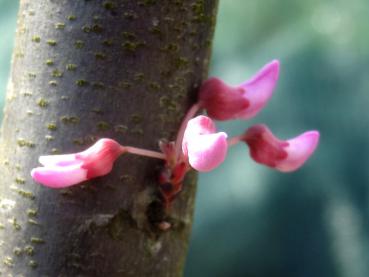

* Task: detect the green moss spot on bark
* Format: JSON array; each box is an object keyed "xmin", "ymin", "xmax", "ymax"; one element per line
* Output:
[
  {"xmin": 37, "ymin": 98, "xmax": 48, "ymax": 108},
  {"xmin": 122, "ymin": 41, "xmax": 139, "ymax": 52},
  {"xmin": 49, "ymin": 80, "xmax": 58, "ymax": 86},
  {"xmin": 130, "ymin": 114, "xmax": 142, "ymax": 124},
  {"xmin": 67, "ymin": 15, "xmax": 76, "ymax": 21},
  {"xmin": 45, "ymin": 135, "xmax": 54, "ymax": 141},
  {"xmin": 92, "ymin": 108, "xmax": 103, "ymax": 114},
  {"xmin": 51, "ymin": 148, "xmax": 60, "ymax": 154},
  {"xmin": 95, "ymin": 52, "xmax": 106, "ymax": 60},
  {"xmin": 30, "ymin": 237, "xmax": 45, "ymax": 244},
  {"xmin": 22, "ymin": 91, "xmax": 32, "ymax": 97},
  {"xmin": 123, "ymin": 11, "xmax": 138, "ymax": 20},
  {"xmin": 3, "ymin": 256, "xmax": 14, "ymax": 267},
  {"xmin": 11, "ymin": 218, "xmax": 21, "ymax": 230},
  {"xmin": 122, "ymin": 31, "xmax": 137, "ymax": 40},
  {"xmin": 17, "ymin": 138, "xmax": 35, "ymax": 148},
  {"xmin": 102, "ymin": 1, "xmax": 116, "ymax": 10},
  {"xmin": 47, "ymin": 39, "xmax": 57, "ymax": 46},
  {"xmin": 102, "ymin": 39, "xmax": 113, "ymax": 46},
  {"xmin": 28, "ymin": 219, "xmax": 39, "ymax": 225},
  {"xmin": 97, "ymin": 121, "xmax": 110, "ymax": 131},
  {"xmin": 174, "ymin": 57, "xmax": 189, "ymax": 68},
  {"xmin": 75, "ymin": 40, "xmax": 85, "ymax": 49},
  {"xmin": 61, "ymin": 116, "xmax": 80, "ymax": 124},
  {"xmin": 130, "ymin": 127, "xmax": 144, "ymax": 136},
  {"xmin": 27, "ymin": 209, "xmax": 38, "ymax": 217},
  {"xmin": 55, "ymin": 23, "xmax": 65, "ymax": 29},
  {"xmin": 75, "ymin": 79, "xmax": 88, "ymax": 86},
  {"xmin": 148, "ymin": 82, "xmax": 161, "ymax": 91},
  {"xmin": 15, "ymin": 51, "xmax": 25, "ymax": 58},
  {"xmin": 31, "ymin": 36, "xmax": 41, "ymax": 43},
  {"xmin": 114, "ymin": 124, "xmax": 128, "ymax": 133},
  {"xmin": 29, "ymin": 260, "xmax": 38, "ymax": 268},
  {"xmin": 13, "ymin": 247, "xmax": 22, "ymax": 256},
  {"xmin": 138, "ymin": 0, "xmax": 157, "ymax": 6},
  {"xmin": 45, "ymin": 59, "xmax": 54, "ymax": 66},
  {"xmin": 24, "ymin": 245, "xmax": 35, "ymax": 256},
  {"xmin": 73, "ymin": 138, "xmax": 84, "ymax": 146},
  {"xmin": 161, "ymin": 43, "xmax": 180, "ymax": 52},
  {"xmin": 28, "ymin": 72, "xmax": 37, "ymax": 79},
  {"xmin": 92, "ymin": 24, "xmax": 104, "ymax": 33},
  {"xmin": 149, "ymin": 26, "xmax": 161, "ymax": 35},
  {"xmin": 134, "ymin": 72, "xmax": 145, "ymax": 82},
  {"xmin": 51, "ymin": 69, "xmax": 63, "ymax": 77},
  {"xmin": 47, "ymin": 123, "xmax": 57, "ymax": 131},
  {"xmin": 119, "ymin": 174, "xmax": 135, "ymax": 183},
  {"xmin": 15, "ymin": 177, "xmax": 26, "ymax": 184},
  {"xmin": 92, "ymin": 82, "xmax": 105, "ymax": 89},
  {"xmin": 66, "ymin": 63, "xmax": 77, "ymax": 71},
  {"xmin": 118, "ymin": 81, "xmax": 131, "ymax": 89},
  {"xmin": 82, "ymin": 25, "xmax": 91, "ymax": 33},
  {"xmin": 13, "ymin": 187, "xmax": 36, "ymax": 199}
]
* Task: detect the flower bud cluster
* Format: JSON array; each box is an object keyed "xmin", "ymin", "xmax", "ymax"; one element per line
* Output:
[{"xmin": 31, "ymin": 60, "xmax": 319, "ymax": 207}]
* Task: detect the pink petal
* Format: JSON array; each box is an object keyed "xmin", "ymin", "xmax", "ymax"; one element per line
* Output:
[
  {"xmin": 182, "ymin": 116, "xmax": 228, "ymax": 172},
  {"xmin": 78, "ymin": 139, "xmax": 125, "ymax": 178},
  {"xmin": 182, "ymin": 115, "xmax": 216, "ymax": 155},
  {"xmin": 243, "ymin": 125, "xmax": 319, "ymax": 172},
  {"xmin": 31, "ymin": 165, "xmax": 87, "ymax": 188},
  {"xmin": 198, "ymin": 77, "xmax": 249, "ymax": 121},
  {"xmin": 276, "ymin": 131, "xmax": 320, "ymax": 172},
  {"xmin": 198, "ymin": 60, "xmax": 279, "ymax": 121},
  {"xmin": 235, "ymin": 60, "xmax": 280, "ymax": 119},
  {"xmin": 187, "ymin": 132, "xmax": 228, "ymax": 172},
  {"xmin": 39, "ymin": 154, "xmax": 81, "ymax": 167},
  {"xmin": 31, "ymin": 138, "xmax": 125, "ymax": 188}
]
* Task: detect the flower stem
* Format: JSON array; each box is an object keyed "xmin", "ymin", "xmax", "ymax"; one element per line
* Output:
[
  {"xmin": 125, "ymin": 146, "xmax": 166, "ymax": 160},
  {"xmin": 227, "ymin": 135, "xmax": 243, "ymax": 146},
  {"xmin": 175, "ymin": 103, "xmax": 201, "ymax": 158}
]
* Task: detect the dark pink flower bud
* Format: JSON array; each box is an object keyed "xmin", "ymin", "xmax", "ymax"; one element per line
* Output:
[
  {"xmin": 31, "ymin": 139, "xmax": 125, "ymax": 188},
  {"xmin": 182, "ymin": 115, "xmax": 228, "ymax": 172},
  {"xmin": 199, "ymin": 60, "xmax": 280, "ymax": 120},
  {"xmin": 243, "ymin": 124, "xmax": 320, "ymax": 172}
]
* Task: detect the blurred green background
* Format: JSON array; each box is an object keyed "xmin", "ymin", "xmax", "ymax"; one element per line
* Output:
[{"xmin": 1, "ymin": 1, "xmax": 369, "ymax": 276}]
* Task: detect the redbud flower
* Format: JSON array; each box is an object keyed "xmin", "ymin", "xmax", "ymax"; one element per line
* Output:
[
  {"xmin": 242, "ymin": 124, "xmax": 320, "ymax": 172},
  {"xmin": 182, "ymin": 115, "xmax": 228, "ymax": 172},
  {"xmin": 198, "ymin": 60, "xmax": 279, "ymax": 120},
  {"xmin": 31, "ymin": 139, "xmax": 125, "ymax": 188}
]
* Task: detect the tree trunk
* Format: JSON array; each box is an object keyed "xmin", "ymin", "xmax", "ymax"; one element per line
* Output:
[{"xmin": 0, "ymin": 0, "xmax": 218, "ymax": 276}]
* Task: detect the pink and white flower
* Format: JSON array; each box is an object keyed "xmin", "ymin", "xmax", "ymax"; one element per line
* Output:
[
  {"xmin": 182, "ymin": 115, "xmax": 228, "ymax": 172},
  {"xmin": 31, "ymin": 139, "xmax": 125, "ymax": 188},
  {"xmin": 242, "ymin": 124, "xmax": 320, "ymax": 172},
  {"xmin": 198, "ymin": 60, "xmax": 279, "ymax": 121}
]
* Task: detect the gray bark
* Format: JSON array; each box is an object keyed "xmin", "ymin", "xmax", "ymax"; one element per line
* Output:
[{"xmin": 0, "ymin": 0, "xmax": 218, "ymax": 276}]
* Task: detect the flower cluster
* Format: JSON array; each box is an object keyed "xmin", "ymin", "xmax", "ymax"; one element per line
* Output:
[{"xmin": 31, "ymin": 60, "xmax": 319, "ymax": 206}]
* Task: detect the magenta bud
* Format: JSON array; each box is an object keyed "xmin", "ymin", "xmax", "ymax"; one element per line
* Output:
[
  {"xmin": 243, "ymin": 124, "xmax": 320, "ymax": 172},
  {"xmin": 31, "ymin": 139, "xmax": 125, "ymax": 188},
  {"xmin": 199, "ymin": 60, "xmax": 280, "ymax": 120},
  {"xmin": 182, "ymin": 115, "xmax": 228, "ymax": 172}
]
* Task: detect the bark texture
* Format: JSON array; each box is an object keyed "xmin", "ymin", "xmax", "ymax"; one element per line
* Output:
[{"xmin": 0, "ymin": 0, "xmax": 218, "ymax": 276}]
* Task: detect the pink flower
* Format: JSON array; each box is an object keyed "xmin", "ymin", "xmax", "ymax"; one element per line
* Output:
[
  {"xmin": 198, "ymin": 60, "xmax": 280, "ymax": 120},
  {"xmin": 242, "ymin": 124, "xmax": 320, "ymax": 172},
  {"xmin": 31, "ymin": 139, "xmax": 125, "ymax": 188},
  {"xmin": 182, "ymin": 115, "xmax": 228, "ymax": 172}
]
